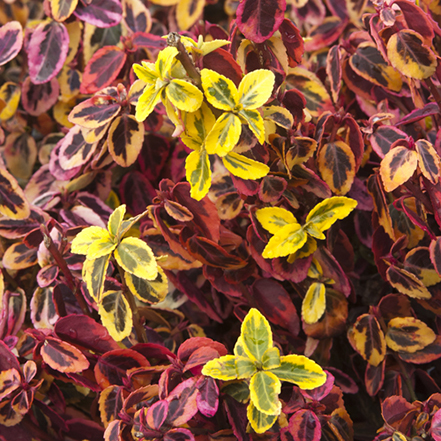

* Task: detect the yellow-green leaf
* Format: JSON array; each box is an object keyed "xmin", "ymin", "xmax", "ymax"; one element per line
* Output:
[
  {"xmin": 269, "ymin": 354, "xmax": 326, "ymax": 389},
  {"xmin": 247, "ymin": 401, "xmax": 278, "ymax": 434},
  {"xmin": 115, "ymin": 237, "xmax": 158, "ymax": 280},
  {"xmin": 305, "ymin": 196, "xmax": 358, "ymax": 237},
  {"xmin": 202, "ymin": 354, "xmax": 238, "ymax": 380},
  {"xmin": 181, "ymin": 102, "xmax": 216, "ymax": 151},
  {"xmin": 241, "ymin": 308, "xmax": 272, "ymax": 363},
  {"xmin": 234, "ymin": 335, "xmax": 246, "ymax": 357},
  {"xmin": 249, "ymin": 371, "xmax": 281, "ymax": 415},
  {"xmin": 125, "ymin": 266, "xmax": 168, "ymax": 304},
  {"xmin": 185, "ymin": 149, "xmax": 212, "ymax": 201},
  {"xmin": 262, "ymin": 347, "xmax": 281, "ymax": 370},
  {"xmin": 155, "ymin": 46, "xmax": 179, "ymax": 79},
  {"xmin": 238, "ymin": 69, "xmax": 275, "ymax": 110},
  {"xmin": 235, "ymin": 356, "xmax": 257, "ymax": 379},
  {"xmin": 262, "ymin": 223, "xmax": 307, "ymax": 259},
  {"xmin": 205, "ymin": 112, "xmax": 241, "ymax": 156},
  {"xmin": 0, "ymin": 82, "xmax": 21, "ymax": 121},
  {"xmin": 108, "ymin": 205, "xmax": 126, "ymax": 238},
  {"xmin": 166, "ymin": 79, "xmax": 203, "ymax": 112},
  {"xmin": 135, "ymin": 84, "xmax": 162, "ymax": 122},
  {"xmin": 201, "ymin": 69, "xmax": 238, "ymax": 111},
  {"xmin": 380, "ymin": 147, "xmax": 418, "ymax": 192},
  {"xmin": 239, "ymin": 108, "xmax": 265, "ymax": 144},
  {"xmin": 133, "ymin": 61, "xmax": 157, "ymax": 85},
  {"xmin": 387, "ymin": 30, "xmax": 437, "ymax": 80},
  {"xmin": 87, "ymin": 236, "xmax": 117, "ymax": 260},
  {"xmin": 71, "ymin": 226, "xmax": 109, "ymax": 255},
  {"xmin": 255, "ymin": 207, "xmax": 297, "ymax": 235},
  {"xmin": 98, "ymin": 290, "xmax": 132, "ymax": 341},
  {"xmin": 83, "ymin": 255, "xmax": 110, "ymax": 303},
  {"xmin": 302, "ymin": 282, "xmax": 326, "ymax": 325},
  {"xmin": 222, "ymin": 152, "xmax": 269, "ymax": 180}
]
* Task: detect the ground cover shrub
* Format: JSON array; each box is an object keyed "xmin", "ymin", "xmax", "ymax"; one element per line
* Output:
[{"xmin": 1, "ymin": 0, "xmax": 441, "ymax": 439}]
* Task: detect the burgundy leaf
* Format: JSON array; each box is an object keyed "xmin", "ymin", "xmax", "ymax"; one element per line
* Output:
[
  {"xmin": 74, "ymin": 0, "xmax": 122, "ymax": 28},
  {"xmin": 0, "ymin": 21, "xmax": 23, "ymax": 66}
]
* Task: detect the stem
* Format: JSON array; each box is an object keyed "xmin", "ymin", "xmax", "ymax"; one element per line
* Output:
[
  {"xmin": 115, "ymin": 261, "xmax": 148, "ymax": 343},
  {"xmin": 41, "ymin": 225, "xmax": 90, "ymax": 316},
  {"xmin": 167, "ymin": 32, "xmax": 202, "ymax": 88}
]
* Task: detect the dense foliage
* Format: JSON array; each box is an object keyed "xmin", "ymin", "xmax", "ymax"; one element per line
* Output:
[{"xmin": 1, "ymin": 0, "xmax": 441, "ymax": 440}]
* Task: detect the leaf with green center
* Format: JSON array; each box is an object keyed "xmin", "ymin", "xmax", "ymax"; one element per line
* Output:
[
  {"xmin": 238, "ymin": 69, "xmax": 275, "ymax": 109},
  {"xmin": 241, "ymin": 308, "xmax": 273, "ymax": 362},
  {"xmin": 185, "ymin": 149, "xmax": 212, "ymax": 201},
  {"xmin": 262, "ymin": 223, "xmax": 307, "ymax": 259},
  {"xmin": 155, "ymin": 46, "xmax": 179, "ymax": 79},
  {"xmin": 201, "ymin": 69, "xmax": 238, "ymax": 111},
  {"xmin": 239, "ymin": 108, "xmax": 265, "ymax": 143},
  {"xmin": 256, "ymin": 207, "xmax": 297, "ymax": 235},
  {"xmin": 305, "ymin": 197, "xmax": 358, "ymax": 236},
  {"xmin": 166, "ymin": 79, "xmax": 203, "ymax": 112},
  {"xmin": 247, "ymin": 401, "xmax": 278, "ymax": 434},
  {"xmin": 262, "ymin": 347, "xmax": 280, "ymax": 370},
  {"xmin": 133, "ymin": 61, "xmax": 157, "ymax": 84},
  {"xmin": 135, "ymin": 84, "xmax": 162, "ymax": 122},
  {"xmin": 249, "ymin": 371, "xmax": 281, "ymax": 415},
  {"xmin": 181, "ymin": 103, "xmax": 216, "ymax": 151},
  {"xmin": 98, "ymin": 290, "xmax": 133, "ymax": 342},
  {"xmin": 83, "ymin": 255, "xmax": 110, "ymax": 303},
  {"xmin": 205, "ymin": 112, "xmax": 241, "ymax": 156},
  {"xmin": 302, "ymin": 282, "xmax": 326, "ymax": 325},
  {"xmin": 234, "ymin": 335, "xmax": 246, "ymax": 357},
  {"xmin": 108, "ymin": 205, "xmax": 126, "ymax": 238},
  {"xmin": 125, "ymin": 267, "xmax": 168, "ymax": 304},
  {"xmin": 235, "ymin": 356, "xmax": 257, "ymax": 379},
  {"xmin": 202, "ymin": 355, "xmax": 238, "ymax": 380},
  {"xmin": 269, "ymin": 354, "xmax": 326, "ymax": 389},
  {"xmin": 222, "ymin": 152, "xmax": 269, "ymax": 180},
  {"xmin": 87, "ymin": 236, "xmax": 117, "ymax": 260},
  {"xmin": 71, "ymin": 226, "xmax": 109, "ymax": 255},
  {"xmin": 114, "ymin": 237, "xmax": 158, "ymax": 280}
]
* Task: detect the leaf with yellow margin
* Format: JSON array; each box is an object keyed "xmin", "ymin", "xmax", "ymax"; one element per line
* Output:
[
  {"xmin": 98, "ymin": 290, "xmax": 132, "ymax": 341},
  {"xmin": 222, "ymin": 152, "xmax": 269, "ymax": 180},
  {"xmin": 247, "ymin": 401, "xmax": 278, "ymax": 434},
  {"xmin": 241, "ymin": 308, "xmax": 273, "ymax": 362},
  {"xmin": 262, "ymin": 223, "xmax": 307, "ymax": 259},
  {"xmin": 302, "ymin": 282, "xmax": 326, "ymax": 325},
  {"xmin": 255, "ymin": 206, "xmax": 297, "ymax": 235},
  {"xmin": 380, "ymin": 147, "xmax": 418, "ymax": 192},
  {"xmin": 249, "ymin": 371, "xmax": 281, "ymax": 415},
  {"xmin": 166, "ymin": 79, "xmax": 203, "ymax": 112},
  {"xmin": 82, "ymin": 255, "xmax": 110, "ymax": 303},
  {"xmin": 238, "ymin": 69, "xmax": 275, "ymax": 109},
  {"xmin": 71, "ymin": 226, "xmax": 110, "ymax": 255},
  {"xmin": 201, "ymin": 69, "xmax": 238, "ymax": 111},
  {"xmin": 205, "ymin": 112, "xmax": 242, "ymax": 156},
  {"xmin": 185, "ymin": 149, "xmax": 212, "ymax": 201},
  {"xmin": 202, "ymin": 354, "xmax": 238, "ymax": 380}
]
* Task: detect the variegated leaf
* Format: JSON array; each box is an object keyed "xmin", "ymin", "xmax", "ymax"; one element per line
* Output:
[
  {"xmin": 125, "ymin": 266, "xmax": 168, "ymax": 304},
  {"xmin": 247, "ymin": 401, "xmax": 278, "ymax": 434},
  {"xmin": 415, "ymin": 139, "xmax": 440, "ymax": 184},
  {"xmin": 249, "ymin": 371, "xmax": 281, "ymax": 415},
  {"xmin": 0, "ymin": 169, "xmax": 31, "ymax": 219},
  {"xmin": 202, "ymin": 354, "xmax": 238, "ymax": 380},
  {"xmin": 222, "ymin": 152, "xmax": 269, "ymax": 180},
  {"xmin": 241, "ymin": 308, "xmax": 273, "ymax": 362},
  {"xmin": 205, "ymin": 113, "xmax": 242, "ymax": 156},
  {"xmin": 83, "ymin": 255, "xmax": 111, "ymax": 302},
  {"xmin": 239, "ymin": 108, "xmax": 266, "ymax": 144},
  {"xmin": 201, "ymin": 69, "xmax": 239, "ymax": 111},
  {"xmin": 256, "ymin": 206, "xmax": 297, "ymax": 235},
  {"xmin": 166, "ymin": 79, "xmax": 203, "ymax": 112},
  {"xmin": 176, "ymin": 0, "xmax": 205, "ymax": 30},
  {"xmin": 0, "ymin": 21, "xmax": 23, "ymax": 66},
  {"xmin": 262, "ymin": 223, "xmax": 307, "ymax": 259},
  {"xmin": 238, "ymin": 69, "xmax": 275, "ymax": 109},
  {"xmin": 98, "ymin": 290, "xmax": 133, "ymax": 341},
  {"xmin": 185, "ymin": 149, "xmax": 212, "ymax": 201},
  {"xmin": 50, "ymin": 0, "xmax": 79, "ymax": 21},
  {"xmin": 380, "ymin": 147, "xmax": 418, "ymax": 192},
  {"xmin": 302, "ymin": 282, "xmax": 326, "ymax": 325}
]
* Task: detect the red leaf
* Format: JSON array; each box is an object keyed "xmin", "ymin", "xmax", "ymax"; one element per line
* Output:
[
  {"xmin": 80, "ymin": 46, "xmax": 126, "ymax": 94},
  {"xmin": 236, "ymin": 0, "xmax": 286, "ymax": 43},
  {"xmin": 288, "ymin": 409, "xmax": 321, "ymax": 441},
  {"xmin": 0, "ymin": 21, "xmax": 23, "ymax": 66},
  {"xmin": 74, "ymin": 0, "xmax": 122, "ymax": 28}
]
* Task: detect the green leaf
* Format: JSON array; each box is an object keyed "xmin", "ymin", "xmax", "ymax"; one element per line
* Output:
[
  {"xmin": 114, "ymin": 237, "xmax": 158, "ymax": 280},
  {"xmin": 238, "ymin": 69, "xmax": 275, "ymax": 109},
  {"xmin": 205, "ymin": 112, "xmax": 242, "ymax": 156},
  {"xmin": 249, "ymin": 371, "xmax": 281, "ymax": 415},
  {"xmin": 107, "ymin": 205, "xmax": 126, "ymax": 238},
  {"xmin": 185, "ymin": 149, "xmax": 212, "ymax": 201},
  {"xmin": 166, "ymin": 79, "xmax": 203, "ymax": 112},
  {"xmin": 241, "ymin": 308, "xmax": 273, "ymax": 362},
  {"xmin": 255, "ymin": 207, "xmax": 297, "ymax": 235},
  {"xmin": 269, "ymin": 354, "xmax": 326, "ymax": 389},
  {"xmin": 247, "ymin": 401, "xmax": 278, "ymax": 434},
  {"xmin": 262, "ymin": 223, "xmax": 307, "ymax": 259},
  {"xmin": 235, "ymin": 356, "xmax": 257, "ymax": 379},
  {"xmin": 302, "ymin": 282, "xmax": 326, "ymax": 325},
  {"xmin": 82, "ymin": 255, "xmax": 110, "ymax": 303},
  {"xmin": 98, "ymin": 290, "xmax": 132, "ymax": 341},
  {"xmin": 201, "ymin": 68, "xmax": 238, "ymax": 111},
  {"xmin": 222, "ymin": 152, "xmax": 269, "ymax": 180},
  {"xmin": 71, "ymin": 226, "xmax": 109, "ymax": 255},
  {"xmin": 202, "ymin": 354, "xmax": 238, "ymax": 380},
  {"xmin": 305, "ymin": 196, "xmax": 358, "ymax": 237},
  {"xmin": 262, "ymin": 347, "xmax": 280, "ymax": 370}
]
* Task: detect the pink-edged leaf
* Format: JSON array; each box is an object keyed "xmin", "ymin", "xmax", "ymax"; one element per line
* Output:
[
  {"xmin": 301, "ymin": 370, "xmax": 334, "ymax": 401},
  {"xmin": 122, "ymin": 0, "xmax": 151, "ymax": 34},
  {"xmin": 370, "ymin": 125, "xmax": 407, "ymax": 159},
  {"xmin": 147, "ymin": 400, "xmax": 169, "ymax": 430},
  {"xmin": 196, "ymin": 377, "xmax": 219, "ymax": 418},
  {"xmin": 381, "ymin": 395, "xmax": 414, "ymax": 428},
  {"xmin": 21, "ymin": 76, "xmax": 59, "ymax": 117},
  {"xmin": 0, "ymin": 289, "xmax": 26, "ymax": 340},
  {"xmin": 74, "ymin": 0, "xmax": 122, "ymax": 28},
  {"xmin": 236, "ymin": 0, "xmax": 287, "ymax": 43},
  {"xmin": 259, "ymin": 175, "xmax": 287, "ymax": 202},
  {"xmin": 288, "ymin": 409, "xmax": 321, "ymax": 441},
  {"xmin": 36, "ymin": 265, "xmax": 59, "ymax": 288},
  {"xmin": 397, "ymin": 102, "xmax": 440, "ymax": 125},
  {"xmin": 132, "ymin": 32, "xmax": 167, "ymax": 50},
  {"xmin": 27, "ymin": 21, "xmax": 69, "ymax": 84},
  {"xmin": 80, "ymin": 46, "xmax": 126, "ymax": 94},
  {"xmin": 183, "ymin": 347, "xmax": 220, "ymax": 374},
  {"xmin": 165, "ymin": 377, "xmax": 199, "ymax": 427},
  {"xmin": 0, "ymin": 21, "xmax": 23, "ymax": 66},
  {"xmin": 41, "ymin": 337, "xmax": 89, "ymax": 373},
  {"xmin": 272, "ymin": 254, "xmax": 313, "ymax": 283},
  {"xmin": 279, "ymin": 19, "xmax": 304, "ymax": 67},
  {"xmin": 68, "ymin": 95, "xmax": 121, "ymax": 128},
  {"xmin": 0, "ymin": 340, "xmax": 20, "ymax": 371},
  {"xmin": 327, "ymin": 45, "xmax": 342, "ymax": 103},
  {"xmin": 55, "ymin": 314, "xmax": 120, "ymax": 354},
  {"xmin": 251, "ymin": 278, "xmax": 300, "ymax": 335},
  {"xmin": 177, "ymin": 337, "xmax": 228, "ymax": 361},
  {"xmin": 164, "ymin": 428, "xmax": 195, "ymax": 441},
  {"xmin": 432, "ymin": 408, "xmax": 441, "ymax": 441},
  {"xmin": 430, "ymin": 237, "xmax": 441, "ymax": 277}
]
